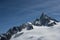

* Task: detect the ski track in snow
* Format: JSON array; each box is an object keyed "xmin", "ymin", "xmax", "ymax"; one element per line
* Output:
[{"xmin": 10, "ymin": 22, "xmax": 60, "ymax": 40}]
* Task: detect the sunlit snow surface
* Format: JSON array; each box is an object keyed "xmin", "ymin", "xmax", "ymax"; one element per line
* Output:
[{"xmin": 10, "ymin": 22, "xmax": 60, "ymax": 40}]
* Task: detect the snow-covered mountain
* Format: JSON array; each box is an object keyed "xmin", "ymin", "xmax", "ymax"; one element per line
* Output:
[
  {"xmin": 0, "ymin": 13, "xmax": 60, "ymax": 40},
  {"xmin": 10, "ymin": 22, "xmax": 60, "ymax": 40}
]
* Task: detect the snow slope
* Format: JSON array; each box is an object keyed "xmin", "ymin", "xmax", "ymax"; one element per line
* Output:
[{"xmin": 10, "ymin": 22, "xmax": 60, "ymax": 40}]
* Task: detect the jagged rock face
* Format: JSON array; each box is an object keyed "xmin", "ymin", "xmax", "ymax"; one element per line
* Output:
[
  {"xmin": 26, "ymin": 25, "xmax": 33, "ymax": 30},
  {"xmin": 40, "ymin": 13, "xmax": 50, "ymax": 26},
  {"xmin": 33, "ymin": 19, "xmax": 41, "ymax": 26},
  {"xmin": 7, "ymin": 28, "xmax": 17, "ymax": 35},
  {"xmin": 0, "ymin": 22, "xmax": 33, "ymax": 40},
  {"xmin": 26, "ymin": 22, "xmax": 33, "ymax": 30},
  {"xmin": 0, "ymin": 35, "xmax": 1, "ymax": 40},
  {"xmin": 33, "ymin": 13, "xmax": 59, "ymax": 26},
  {"xmin": 0, "ymin": 33, "xmax": 10, "ymax": 40},
  {"xmin": 40, "ymin": 13, "xmax": 58, "ymax": 26}
]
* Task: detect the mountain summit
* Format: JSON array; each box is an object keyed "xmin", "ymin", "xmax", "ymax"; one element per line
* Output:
[
  {"xmin": 0, "ymin": 12, "xmax": 60, "ymax": 40},
  {"xmin": 33, "ymin": 12, "xmax": 59, "ymax": 26}
]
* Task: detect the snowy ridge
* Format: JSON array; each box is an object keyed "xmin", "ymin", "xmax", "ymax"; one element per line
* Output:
[
  {"xmin": 0, "ymin": 13, "xmax": 60, "ymax": 40},
  {"xmin": 10, "ymin": 22, "xmax": 60, "ymax": 40}
]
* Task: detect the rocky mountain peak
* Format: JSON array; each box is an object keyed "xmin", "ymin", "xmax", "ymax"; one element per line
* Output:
[
  {"xmin": 0, "ymin": 12, "xmax": 59, "ymax": 40},
  {"xmin": 33, "ymin": 12, "xmax": 59, "ymax": 26}
]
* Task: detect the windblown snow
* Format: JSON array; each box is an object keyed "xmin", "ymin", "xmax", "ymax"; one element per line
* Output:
[{"xmin": 10, "ymin": 22, "xmax": 60, "ymax": 40}]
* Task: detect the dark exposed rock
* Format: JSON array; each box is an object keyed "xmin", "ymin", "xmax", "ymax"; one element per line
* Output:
[
  {"xmin": 32, "ymin": 12, "xmax": 59, "ymax": 26},
  {"xmin": 0, "ymin": 23, "xmax": 33, "ymax": 40},
  {"xmin": 0, "ymin": 35, "xmax": 1, "ymax": 40},
  {"xmin": 17, "ymin": 27, "xmax": 22, "ymax": 32},
  {"xmin": 6, "ymin": 32, "xmax": 12, "ymax": 40},
  {"xmin": 40, "ymin": 13, "xmax": 51, "ymax": 26},
  {"xmin": 0, "ymin": 34, "xmax": 8, "ymax": 40},
  {"xmin": 27, "ymin": 25, "xmax": 33, "ymax": 30},
  {"xmin": 0, "ymin": 26, "xmax": 23, "ymax": 40},
  {"xmin": 7, "ymin": 28, "xmax": 16, "ymax": 35},
  {"xmin": 0, "ymin": 36, "xmax": 7, "ymax": 40},
  {"xmin": 48, "ymin": 22, "xmax": 56, "ymax": 26},
  {"xmin": 26, "ymin": 22, "xmax": 33, "ymax": 30},
  {"xmin": 32, "ymin": 19, "xmax": 41, "ymax": 26},
  {"xmin": 7, "ymin": 26, "xmax": 19, "ymax": 35},
  {"xmin": 21, "ymin": 23, "xmax": 27, "ymax": 29}
]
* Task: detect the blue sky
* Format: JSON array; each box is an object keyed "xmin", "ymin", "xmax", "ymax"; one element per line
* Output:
[{"xmin": 0, "ymin": 0, "xmax": 60, "ymax": 34}]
